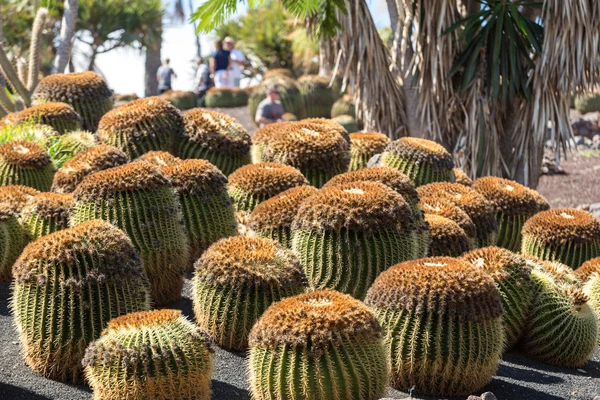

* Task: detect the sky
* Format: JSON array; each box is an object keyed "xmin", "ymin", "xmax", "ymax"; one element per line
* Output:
[{"xmin": 75, "ymin": 0, "xmax": 391, "ymax": 97}]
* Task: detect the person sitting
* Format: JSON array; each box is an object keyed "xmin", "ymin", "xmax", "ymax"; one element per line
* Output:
[
  {"xmin": 255, "ymin": 85, "xmax": 284, "ymax": 126},
  {"xmin": 210, "ymin": 39, "xmax": 231, "ymax": 88}
]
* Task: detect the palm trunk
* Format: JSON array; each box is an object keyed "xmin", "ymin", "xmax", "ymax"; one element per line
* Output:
[
  {"xmin": 53, "ymin": 0, "xmax": 78, "ymax": 74},
  {"xmin": 87, "ymin": 49, "xmax": 97, "ymax": 71},
  {"xmin": 144, "ymin": 22, "xmax": 162, "ymax": 97}
]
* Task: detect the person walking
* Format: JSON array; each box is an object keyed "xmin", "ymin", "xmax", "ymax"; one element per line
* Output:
[
  {"xmin": 194, "ymin": 57, "xmax": 211, "ymax": 105},
  {"xmin": 210, "ymin": 39, "xmax": 231, "ymax": 88},
  {"xmin": 157, "ymin": 59, "xmax": 176, "ymax": 93},
  {"xmin": 224, "ymin": 37, "xmax": 246, "ymax": 87},
  {"xmin": 255, "ymin": 85, "xmax": 284, "ymax": 126}
]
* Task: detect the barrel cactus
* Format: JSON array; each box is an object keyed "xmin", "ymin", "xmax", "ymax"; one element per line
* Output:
[
  {"xmin": 12, "ymin": 220, "xmax": 151, "ymax": 382},
  {"xmin": 7, "ymin": 102, "xmax": 82, "ymax": 134},
  {"xmin": 418, "ymin": 182, "xmax": 498, "ymax": 247},
  {"xmin": 521, "ymin": 208, "xmax": 600, "ymax": 269},
  {"xmin": 205, "ymin": 87, "xmax": 248, "ymax": 107},
  {"xmin": 331, "ymin": 115, "xmax": 358, "ymax": 133},
  {"xmin": 160, "ymin": 89, "xmax": 197, "ymax": 110},
  {"xmin": 48, "ymin": 130, "xmax": 96, "ymax": 168},
  {"xmin": 20, "ymin": 192, "xmax": 72, "ymax": 239},
  {"xmin": 576, "ymin": 257, "xmax": 600, "ymax": 344},
  {"xmin": 51, "ymin": 145, "xmax": 128, "ymax": 193},
  {"xmin": 528, "ymin": 188, "xmax": 551, "ymax": 211},
  {"xmin": 365, "ymin": 257, "xmax": 504, "ymax": 396},
  {"xmin": 348, "ymin": 132, "xmax": 390, "ymax": 171},
  {"xmin": 0, "ymin": 185, "xmax": 39, "ymax": 212},
  {"xmin": 473, "ymin": 176, "xmax": 539, "ymax": 252},
  {"xmin": 418, "ymin": 196, "xmax": 477, "ymax": 247},
  {"xmin": 162, "ymin": 159, "xmax": 237, "ymax": 267},
  {"xmin": 179, "ymin": 108, "xmax": 251, "ymax": 176},
  {"xmin": 522, "ymin": 259, "xmax": 598, "ymax": 367},
  {"xmin": 0, "ymin": 204, "xmax": 29, "ymax": 281},
  {"xmin": 292, "ymin": 181, "xmax": 419, "ymax": 299},
  {"xmin": 247, "ymin": 185, "xmax": 318, "ymax": 248},
  {"xmin": 453, "ymin": 168, "xmax": 472, "ymax": 186},
  {"xmin": 0, "ymin": 141, "xmax": 55, "ymax": 191},
  {"xmin": 97, "ymin": 97, "xmax": 185, "ymax": 160},
  {"xmin": 193, "ymin": 236, "xmax": 306, "ymax": 351},
  {"xmin": 249, "ymin": 289, "xmax": 388, "ymax": 400},
  {"xmin": 83, "ymin": 309, "xmax": 213, "ymax": 400},
  {"xmin": 228, "ymin": 163, "xmax": 309, "ymax": 212},
  {"xmin": 331, "ymin": 94, "xmax": 356, "ymax": 118},
  {"xmin": 462, "ymin": 246, "xmax": 534, "ymax": 349},
  {"xmin": 32, "ymin": 72, "xmax": 113, "ymax": 131},
  {"xmin": 297, "ymin": 75, "xmax": 336, "ymax": 118},
  {"xmin": 424, "ymin": 214, "xmax": 472, "ymax": 257},
  {"xmin": 379, "ymin": 137, "xmax": 455, "ymax": 186},
  {"xmin": 135, "ymin": 150, "xmax": 181, "ymax": 166},
  {"xmin": 71, "ymin": 162, "xmax": 190, "ymax": 305},
  {"xmin": 248, "ymin": 75, "xmax": 305, "ymax": 123}
]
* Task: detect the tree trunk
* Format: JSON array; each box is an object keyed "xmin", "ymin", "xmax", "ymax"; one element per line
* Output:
[
  {"xmin": 87, "ymin": 49, "xmax": 97, "ymax": 71},
  {"xmin": 144, "ymin": 23, "xmax": 162, "ymax": 97},
  {"xmin": 188, "ymin": 0, "xmax": 201, "ymax": 57},
  {"xmin": 318, "ymin": 38, "xmax": 331, "ymax": 77},
  {"xmin": 53, "ymin": 0, "xmax": 78, "ymax": 74}
]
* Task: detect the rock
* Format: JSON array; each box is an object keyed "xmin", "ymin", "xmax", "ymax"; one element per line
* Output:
[
  {"xmin": 481, "ymin": 393, "xmax": 498, "ymax": 400},
  {"xmin": 574, "ymin": 135, "xmax": 586, "ymax": 145},
  {"xmin": 589, "ymin": 203, "xmax": 600, "ymax": 219},
  {"xmin": 592, "ymin": 135, "xmax": 600, "ymax": 150}
]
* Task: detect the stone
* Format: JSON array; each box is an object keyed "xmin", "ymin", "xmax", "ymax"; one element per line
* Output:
[
  {"xmin": 481, "ymin": 393, "xmax": 498, "ymax": 400},
  {"xmin": 589, "ymin": 203, "xmax": 600, "ymax": 219}
]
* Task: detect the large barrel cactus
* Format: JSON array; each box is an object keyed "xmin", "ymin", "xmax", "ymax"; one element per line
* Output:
[
  {"xmin": 576, "ymin": 257, "xmax": 600, "ymax": 344},
  {"xmin": 83, "ymin": 309, "xmax": 213, "ymax": 400},
  {"xmin": 32, "ymin": 72, "xmax": 113, "ymax": 131},
  {"xmin": 297, "ymin": 75, "xmax": 336, "ymax": 118},
  {"xmin": 249, "ymin": 289, "xmax": 388, "ymax": 400},
  {"xmin": 248, "ymin": 75, "xmax": 305, "ymax": 123},
  {"xmin": 418, "ymin": 196, "xmax": 477, "ymax": 247},
  {"xmin": 0, "ymin": 141, "xmax": 55, "ymax": 191},
  {"xmin": 71, "ymin": 162, "xmax": 190, "ymax": 305},
  {"xmin": 228, "ymin": 162, "xmax": 309, "ymax": 212},
  {"xmin": 162, "ymin": 159, "xmax": 237, "ymax": 267},
  {"xmin": 135, "ymin": 150, "xmax": 181, "ymax": 166},
  {"xmin": 179, "ymin": 108, "xmax": 251, "ymax": 176},
  {"xmin": 292, "ymin": 181, "xmax": 419, "ymax": 299},
  {"xmin": 379, "ymin": 137, "xmax": 455, "ymax": 186},
  {"xmin": 0, "ymin": 185, "xmax": 39, "ymax": 212},
  {"xmin": 0, "ymin": 204, "xmax": 29, "ymax": 281},
  {"xmin": 348, "ymin": 132, "xmax": 390, "ymax": 171},
  {"xmin": 365, "ymin": 257, "xmax": 504, "ymax": 397},
  {"xmin": 473, "ymin": 176, "xmax": 539, "ymax": 252},
  {"xmin": 11, "ymin": 220, "xmax": 151, "ymax": 382},
  {"xmin": 193, "ymin": 237, "xmax": 306, "ymax": 351},
  {"xmin": 97, "ymin": 97, "xmax": 185, "ymax": 160},
  {"xmin": 462, "ymin": 246, "xmax": 534, "ymax": 349},
  {"xmin": 424, "ymin": 214, "xmax": 472, "ymax": 257},
  {"xmin": 418, "ymin": 182, "xmax": 498, "ymax": 247},
  {"xmin": 521, "ymin": 209, "xmax": 600, "ymax": 269},
  {"xmin": 6, "ymin": 102, "xmax": 82, "ymax": 134},
  {"xmin": 20, "ymin": 192, "xmax": 72, "ymax": 239}
]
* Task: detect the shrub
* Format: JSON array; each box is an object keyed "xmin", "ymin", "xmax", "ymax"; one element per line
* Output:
[
  {"xmin": 248, "ymin": 75, "xmax": 305, "ymax": 123},
  {"xmin": 297, "ymin": 75, "xmax": 336, "ymax": 118},
  {"xmin": 574, "ymin": 92, "xmax": 600, "ymax": 114},
  {"xmin": 347, "ymin": 132, "xmax": 390, "ymax": 171},
  {"xmin": 424, "ymin": 214, "xmax": 472, "ymax": 257},
  {"xmin": 0, "ymin": 141, "xmax": 55, "ymax": 191},
  {"xmin": 20, "ymin": 192, "xmax": 72, "ymax": 239}
]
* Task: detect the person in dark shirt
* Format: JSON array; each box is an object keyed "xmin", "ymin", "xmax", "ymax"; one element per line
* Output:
[
  {"xmin": 156, "ymin": 59, "xmax": 176, "ymax": 93},
  {"xmin": 210, "ymin": 39, "xmax": 231, "ymax": 88},
  {"xmin": 255, "ymin": 85, "xmax": 285, "ymax": 126}
]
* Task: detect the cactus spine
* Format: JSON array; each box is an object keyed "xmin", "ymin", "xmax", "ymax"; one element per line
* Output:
[
  {"xmin": 365, "ymin": 257, "xmax": 504, "ymax": 397},
  {"xmin": 0, "ymin": 141, "xmax": 55, "ymax": 191},
  {"xmin": 249, "ymin": 289, "xmax": 388, "ymax": 400},
  {"xmin": 348, "ymin": 132, "xmax": 390, "ymax": 171},
  {"xmin": 20, "ymin": 192, "xmax": 72, "ymax": 239},
  {"xmin": 83, "ymin": 309, "xmax": 213, "ymax": 400},
  {"xmin": 11, "ymin": 220, "xmax": 151, "ymax": 382},
  {"xmin": 0, "ymin": 204, "xmax": 29, "ymax": 281}
]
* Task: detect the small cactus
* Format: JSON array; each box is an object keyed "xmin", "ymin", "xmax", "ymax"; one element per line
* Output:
[
  {"xmin": 424, "ymin": 214, "xmax": 472, "ymax": 256},
  {"xmin": 418, "ymin": 196, "xmax": 477, "ymax": 247},
  {"xmin": 20, "ymin": 192, "xmax": 72, "ymax": 239},
  {"xmin": 71, "ymin": 162, "xmax": 190, "ymax": 305},
  {"xmin": 0, "ymin": 141, "xmax": 55, "ymax": 191},
  {"xmin": 6, "ymin": 102, "xmax": 82, "ymax": 134},
  {"xmin": 292, "ymin": 181, "xmax": 419, "ymax": 299},
  {"xmin": 248, "ymin": 75, "xmax": 305, "ymax": 123},
  {"xmin": 462, "ymin": 246, "xmax": 534, "ymax": 348},
  {"xmin": 297, "ymin": 75, "xmax": 336, "ymax": 118},
  {"xmin": 135, "ymin": 150, "xmax": 181, "ymax": 166},
  {"xmin": 12, "ymin": 220, "xmax": 151, "ymax": 382},
  {"xmin": 379, "ymin": 137, "xmax": 455, "ymax": 186},
  {"xmin": 32, "ymin": 72, "xmax": 113, "ymax": 131},
  {"xmin": 347, "ymin": 132, "xmax": 390, "ymax": 171},
  {"xmin": 331, "ymin": 94, "xmax": 356, "ymax": 118},
  {"xmin": 247, "ymin": 185, "xmax": 318, "ymax": 248},
  {"xmin": 161, "ymin": 159, "xmax": 237, "ymax": 267},
  {"xmin": 179, "ymin": 108, "xmax": 251, "ymax": 176},
  {"xmin": 0, "ymin": 204, "xmax": 29, "ymax": 281},
  {"xmin": 473, "ymin": 176, "xmax": 539, "ymax": 252},
  {"xmin": 193, "ymin": 237, "xmax": 306, "ymax": 351},
  {"xmin": 97, "ymin": 97, "xmax": 185, "ymax": 160},
  {"xmin": 521, "ymin": 208, "xmax": 600, "ymax": 269},
  {"xmin": 249, "ymin": 289, "xmax": 388, "ymax": 400},
  {"xmin": 576, "ymin": 257, "xmax": 600, "ymax": 345},
  {"xmin": 0, "ymin": 185, "xmax": 39, "ymax": 212},
  {"xmin": 453, "ymin": 167, "xmax": 472, "ymax": 186},
  {"xmin": 83, "ymin": 309, "xmax": 213, "ymax": 400},
  {"xmin": 228, "ymin": 162, "xmax": 309, "ymax": 212},
  {"xmin": 365, "ymin": 257, "xmax": 504, "ymax": 397}
]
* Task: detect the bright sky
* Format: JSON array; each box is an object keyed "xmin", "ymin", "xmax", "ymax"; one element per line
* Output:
[{"xmin": 74, "ymin": 0, "xmax": 390, "ymax": 97}]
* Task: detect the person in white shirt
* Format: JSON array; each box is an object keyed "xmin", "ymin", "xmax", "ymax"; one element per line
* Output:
[
  {"xmin": 224, "ymin": 37, "xmax": 246, "ymax": 87},
  {"xmin": 194, "ymin": 57, "xmax": 211, "ymax": 105}
]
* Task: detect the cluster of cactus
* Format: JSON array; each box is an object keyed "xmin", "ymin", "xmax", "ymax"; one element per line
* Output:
[
  {"xmin": 228, "ymin": 162, "xmax": 309, "ymax": 212},
  {"xmin": 378, "ymin": 137, "xmax": 456, "ymax": 186},
  {"xmin": 20, "ymin": 192, "xmax": 72, "ymax": 239},
  {"xmin": 348, "ymin": 132, "xmax": 390, "ymax": 171},
  {"xmin": 83, "ymin": 309, "xmax": 213, "ymax": 399},
  {"xmin": 365, "ymin": 257, "xmax": 504, "ymax": 396},
  {"xmin": 51, "ymin": 145, "xmax": 128, "ymax": 193},
  {"xmin": 249, "ymin": 289, "xmax": 388, "ymax": 400},
  {"xmin": 0, "ymin": 140, "xmax": 55, "ymax": 190},
  {"xmin": 297, "ymin": 75, "xmax": 336, "ymax": 118},
  {"xmin": 418, "ymin": 196, "xmax": 478, "ymax": 247},
  {"xmin": 32, "ymin": 72, "xmax": 113, "ymax": 131},
  {"xmin": 576, "ymin": 257, "xmax": 600, "ymax": 344},
  {"xmin": 11, "ymin": 220, "xmax": 151, "ymax": 382},
  {"xmin": 473, "ymin": 176, "xmax": 540, "ymax": 252},
  {"xmin": 0, "ymin": 203, "xmax": 29, "ymax": 281},
  {"xmin": 521, "ymin": 208, "xmax": 600, "ymax": 269},
  {"xmin": 160, "ymin": 89, "xmax": 197, "ymax": 110},
  {"xmin": 162, "ymin": 159, "xmax": 237, "ymax": 266},
  {"xmin": 179, "ymin": 108, "xmax": 251, "ymax": 175},
  {"xmin": 248, "ymin": 185, "xmax": 318, "ymax": 248},
  {"xmin": 248, "ymin": 75, "xmax": 305, "ymax": 123},
  {"xmin": 424, "ymin": 214, "xmax": 472, "ymax": 256},
  {"xmin": 5, "ymin": 102, "xmax": 83, "ymax": 134},
  {"xmin": 331, "ymin": 94, "xmax": 356, "ymax": 118},
  {"xmin": 71, "ymin": 162, "xmax": 190, "ymax": 305},
  {"xmin": 331, "ymin": 114, "xmax": 358, "ymax": 133},
  {"xmin": 292, "ymin": 181, "xmax": 419, "ymax": 299},
  {"xmin": 97, "ymin": 97, "xmax": 184, "ymax": 160},
  {"xmin": 205, "ymin": 87, "xmax": 249, "ymax": 108},
  {"xmin": 193, "ymin": 237, "xmax": 306, "ymax": 351}
]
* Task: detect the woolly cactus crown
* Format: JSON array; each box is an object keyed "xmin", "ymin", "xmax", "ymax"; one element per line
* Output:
[
  {"xmin": 8, "ymin": 102, "xmax": 82, "ymax": 133},
  {"xmin": 576, "ymin": 257, "xmax": 600, "ymax": 282},
  {"xmin": 162, "ymin": 159, "xmax": 227, "ymax": 196},
  {"xmin": 51, "ymin": 145, "xmax": 128, "ymax": 193},
  {"xmin": 349, "ymin": 132, "xmax": 390, "ymax": 153},
  {"xmin": 249, "ymin": 289, "xmax": 382, "ymax": 352},
  {"xmin": 135, "ymin": 151, "xmax": 181, "ymax": 166},
  {"xmin": 229, "ymin": 163, "xmax": 308, "ymax": 197},
  {"xmin": 33, "ymin": 72, "xmax": 112, "ymax": 104},
  {"xmin": 0, "ymin": 141, "xmax": 51, "ymax": 169},
  {"xmin": 453, "ymin": 168, "xmax": 472, "ymax": 186},
  {"xmin": 21, "ymin": 192, "xmax": 72, "ymax": 225},
  {"xmin": 473, "ymin": 177, "xmax": 538, "ymax": 216},
  {"xmin": 366, "ymin": 257, "xmax": 503, "ymax": 321},
  {"xmin": 419, "ymin": 197, "xmax": 476, "ymax": 239},
  {"xmin": 0, "ymin": 185, "xmax": 39, "ymax": 212},
  {"xmin": 522, "ymin": 209, "xmax": 600, "ymax": 246},
  {"xmin": 293, "ymin": 181, "xmax": 414, "ymax": 233}
]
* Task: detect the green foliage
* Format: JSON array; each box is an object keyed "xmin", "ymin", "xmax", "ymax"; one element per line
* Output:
[{"xmin": 574, "ymin": 92, "xmax": 600, "ymax": 114}]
